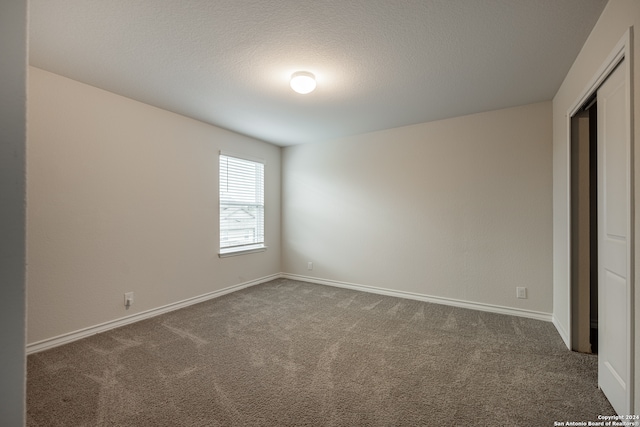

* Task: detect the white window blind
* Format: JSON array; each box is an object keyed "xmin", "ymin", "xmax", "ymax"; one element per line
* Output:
[{"xmin": 219, "ymin": 154, "xmax": 265, "ymax": 254}]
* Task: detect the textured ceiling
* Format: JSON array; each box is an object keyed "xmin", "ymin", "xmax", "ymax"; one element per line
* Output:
[{"xmin": 29, "ymin": 0, "xmax": 608, "ymax": 146}]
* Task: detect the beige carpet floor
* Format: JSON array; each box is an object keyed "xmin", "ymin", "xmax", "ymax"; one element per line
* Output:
[{"xmin": 27, "ymin": 278, "xmax": 614, "ymax": 426}]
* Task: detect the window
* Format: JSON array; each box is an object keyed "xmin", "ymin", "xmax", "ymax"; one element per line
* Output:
[{"xmin": 219, "ymin": 153, "xmax": 265, "ymax": 256}]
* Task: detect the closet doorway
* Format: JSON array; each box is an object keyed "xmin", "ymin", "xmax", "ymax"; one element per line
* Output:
[{"xmin": 568, "ymin": 29, "xmax": 633, "ymax": 414}]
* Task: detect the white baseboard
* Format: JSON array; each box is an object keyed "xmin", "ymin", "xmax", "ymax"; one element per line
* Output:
[
  {"xmin": 552, "ymin": 315, "xmax": 571, "ymax": 349},
  {"xmin": 282, "ymin": 273, "xmax": 553, "ymax": 323},
  {"xmin": 28, "ymin": 272, "xmax": 555, "ymax": 355},
  {"xmin": 26, "ymin": 273, "xmax": 280, "ymax": 355}
]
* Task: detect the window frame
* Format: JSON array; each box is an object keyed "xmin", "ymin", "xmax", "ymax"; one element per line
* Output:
[{"xmin": 218, "ymin": 152, "xmax": 267, "ymax": 258}]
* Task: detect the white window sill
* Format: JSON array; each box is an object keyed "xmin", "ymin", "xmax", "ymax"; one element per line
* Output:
[{"xmin": 218, "ymin": 245, "xmax": 267, "ymax": 258}]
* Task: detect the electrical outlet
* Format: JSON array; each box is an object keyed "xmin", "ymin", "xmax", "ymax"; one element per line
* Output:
[
  {"xmin": 516, "ymin": 287, "xmax": 527, "ymax": 299},
  {"xmin": 307, "ymin": 262, "xmax": 313, "ymax": 270},
  {"xmin": 124, "ymin": 292, "xmax": 134, "ymax": 308}
]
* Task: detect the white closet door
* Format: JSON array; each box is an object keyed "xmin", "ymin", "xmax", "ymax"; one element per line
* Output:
[{"xmin": 597, "ymin": 60, "xmax": 632, "ymax": 415}]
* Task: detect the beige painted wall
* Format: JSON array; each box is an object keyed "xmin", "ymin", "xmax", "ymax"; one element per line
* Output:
[
  {"xmin": 570, "ymin": 114, "xmax": 593, "ymax": 353},
  {"xmin": 0, "ymin": 1, "xmax": 27, "ymax": 424},
  {"xmin": 282, "ymin": 101, "xmax": 552, "ymax": 314},
  {"xmin": 552, "ymin": 0, "xmax": 640, "ymax": 412},
  {"xmin": 27, "ymin": 67, "xmax": 281, "ymax": 344}
]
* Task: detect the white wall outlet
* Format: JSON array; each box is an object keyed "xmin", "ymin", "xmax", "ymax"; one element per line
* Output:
[
  {"xmin": 307, "ymin": 262, "xmax": 313, "ymax": 270},
  {"xmin": 516, "ymin": 287, "xmax": 527, "ymax": 299},
  {"xmin": 124, "ymin": 292, "xmax": 134, "ymax": 308}
]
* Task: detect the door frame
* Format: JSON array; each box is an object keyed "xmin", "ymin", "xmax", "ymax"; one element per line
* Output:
[{"xmin": 566, "ymin": 27, "xmax": 634, "ymax": 411}]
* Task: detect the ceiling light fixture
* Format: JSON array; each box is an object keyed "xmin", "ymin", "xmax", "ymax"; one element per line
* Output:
[{"xmin": 290, "ymin": 71, "xmax": 316, "ymax": 94}]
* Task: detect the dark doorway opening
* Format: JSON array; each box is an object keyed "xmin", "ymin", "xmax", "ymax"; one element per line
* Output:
[{"xmin": 570, "ymin": 94, "xmax": 598, "ymax": 354}]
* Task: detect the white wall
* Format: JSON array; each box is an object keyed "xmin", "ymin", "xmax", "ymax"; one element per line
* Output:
[
  {"xmin": 0, "ymin": 1, "xmax": 27, "ymax": 425},
  {"xmin": 551, "ymin": 0, "xmax": 640, "ymax": 411},
  {"xmin": 27, "ymin": 67, "xmax": 281, "ymax": 345},
  {"xmin": 282, "ymin": 101, "xmax": 552, "ymax": 315}
]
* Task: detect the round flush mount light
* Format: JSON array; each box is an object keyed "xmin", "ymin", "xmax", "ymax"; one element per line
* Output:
[{"xmin": 290, "ymin": 71, "xmax": 316, "ymax": 94}]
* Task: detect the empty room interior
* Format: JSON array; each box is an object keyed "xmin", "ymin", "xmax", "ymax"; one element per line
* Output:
[{"xmin": 5, "ymin": 0, "xmax": 640, "ymax": 425}]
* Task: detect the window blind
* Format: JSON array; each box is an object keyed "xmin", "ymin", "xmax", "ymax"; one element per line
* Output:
[{"xmin": 219, "ymin": 154, "xmax": 265, "ymax": 253}]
